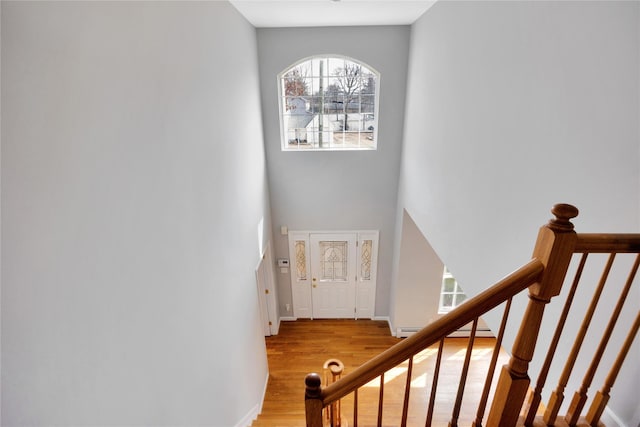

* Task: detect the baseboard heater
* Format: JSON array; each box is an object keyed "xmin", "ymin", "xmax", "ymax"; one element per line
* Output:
[{"xmin": 396, "ymin": 327, "xmax": 494, "ymax": 338}]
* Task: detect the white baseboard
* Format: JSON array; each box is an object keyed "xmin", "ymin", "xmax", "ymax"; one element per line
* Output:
[
  {"xmin": 235, "ymin": 372, "xmax": 269, "ymax": 427},
  {"xmin": 235, "ymin": 401, "xmax": 261, "ymax": 427},
  {"xmin": 279, "ymin": 316, "xmax": 296, "ymax": 322},
  {"xmin": 395, "ymin": 326, "xmax": 494, "ymax": 338}
]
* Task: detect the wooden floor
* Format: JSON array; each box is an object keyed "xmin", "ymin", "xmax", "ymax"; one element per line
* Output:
[{"xmin": 252, "ymin": 319, "xmax": 509, "ymax": 427}]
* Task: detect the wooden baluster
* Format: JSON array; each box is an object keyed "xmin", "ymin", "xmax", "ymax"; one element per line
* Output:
[
  {"xmin": 353, "ymin": 388, "xmax": 358, "ymax": 427},
  {"xmin": 487, "ymin": 204, "xmax": 578, "ymax": 427},
  {"xmin": 450, "ymin": 318, "xmax": 478, "ymax": 427},
  {"xmin": 523, "ymin": 253, "xmax": 587, "ymax": 426},
  {"xmin": 305, "ymin": 373, "xmax": 324, "ymax": 427},
  {"xmin": 586, "ymin": 310, "xmax": 640, "ymax": 425},
  {"xmin": 426, "ymin": 338, "xmax": 445, "ymax": 427},
  {"xmin": 401, "ymin": 357, "xmax": 414, "ymax": 427},
  {"xmin": 329, "ymin": 399, "xmax": 335, "ymax": 426},
  {"xmin": 473, "ymin": 299, "xmax": 513, "ymax": 427},
  {"xmin": 544, "ymin": 253, "xmax": 614, "ymax": 425},
  {"xmin": 333, "ymin": 365, "xmax": 343, "ymax": 427},
  {"xmin": 565, "ymin": 254, "xmax": 640, "ymax": 425},
  {"xmin": 377, "ymin": 373, "xmax": 385, "ymax": 427},
  {"xmin": 324, "ymin": 364, "xmax": 331, "ymax": 424}
]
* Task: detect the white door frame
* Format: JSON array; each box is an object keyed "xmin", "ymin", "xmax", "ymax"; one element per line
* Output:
[
  {"xmin": 288, "ymin": 230, "xmax": 378, "ymax": 319},
  {"xmin": 256, "ymin": 242, "xmax": 279, "ymax": 335}
]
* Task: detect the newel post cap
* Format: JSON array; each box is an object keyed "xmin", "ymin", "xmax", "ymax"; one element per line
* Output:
[
  {"xmin": 305, "ymin": 373, "xmax": 322, "ymax": 399},
  {"xmin": 549, "ymin": 203, "xmax": 579, "ymax": 232}
]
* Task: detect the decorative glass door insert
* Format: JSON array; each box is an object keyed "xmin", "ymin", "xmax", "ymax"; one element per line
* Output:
[
  {"xmin": 360, "ymin": 239, "xmax": 372, "ymax": 280},
  {"xmin": 295, "ymin": 240, "xmax": 307, "ymax": 281},
  {"xmin": 319, "ymin": 241, "xmax": 349, "ymax": 281}
]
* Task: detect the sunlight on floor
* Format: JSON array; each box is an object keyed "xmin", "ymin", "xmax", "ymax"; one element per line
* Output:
[
  {"xmin": 362, "ymin": 346, "xmax": 496, "ymax": 388},
  {"xmin": 448, "ymin": 347, "xmax": 492, "ymax": 361}
]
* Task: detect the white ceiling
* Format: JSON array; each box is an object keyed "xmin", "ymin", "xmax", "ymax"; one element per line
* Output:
[{"xmin": 229, "ymin": 0, "xmax": 436, "ymax": 28}]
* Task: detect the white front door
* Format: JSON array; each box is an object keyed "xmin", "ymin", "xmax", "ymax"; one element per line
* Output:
[
  {"xmin": 288, "ymin": 230, "xmax": 378, "ymax": 319},
  {"xmin": 310, "ymin": 233, "xmax": 357, "ymax": 318}
]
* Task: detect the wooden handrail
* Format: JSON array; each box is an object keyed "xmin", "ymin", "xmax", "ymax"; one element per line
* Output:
[
  {"xmin": 318, "ymin": 258, "xmax": 544, "ymax": 405},
  {"xmin": 575, "ymin": 234, "xmax": 640, "ymax": 253},
  {"xmin": 304, "ymin": 204, "xmax": 640, "ymax": 427}
]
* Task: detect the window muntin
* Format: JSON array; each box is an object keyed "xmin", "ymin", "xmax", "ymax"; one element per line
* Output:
[
  {"xmin": 438, "ymin": 267, "xmax": 467, "ymax": 313},
  {"xmin": 278, "ymin": 56, "xmax": 379, "ymax": 151}
]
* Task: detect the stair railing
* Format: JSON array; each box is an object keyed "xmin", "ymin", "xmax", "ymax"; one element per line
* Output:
[{"xmin": 304, "ymin": 204, "xmax": 640, "ymax": 427}]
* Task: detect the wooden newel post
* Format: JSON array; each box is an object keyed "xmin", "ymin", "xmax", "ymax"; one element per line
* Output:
[
  {"xmin": 305, "ymin": 373, "xmax": 324, "ymax": 427},
  {"xmin": 486, "ymin": 204, "xmax": 578, "ymax": 426}
]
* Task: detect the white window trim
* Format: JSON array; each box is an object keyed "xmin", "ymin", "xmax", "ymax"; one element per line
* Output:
[{"xmin": 277, "ymin": 54, "xmax": 380, "ymax": 152}]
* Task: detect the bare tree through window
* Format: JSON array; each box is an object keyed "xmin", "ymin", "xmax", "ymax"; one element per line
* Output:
[{"xmin": 333, "ymin": 63, "xmax": 362, "ymax": 130}]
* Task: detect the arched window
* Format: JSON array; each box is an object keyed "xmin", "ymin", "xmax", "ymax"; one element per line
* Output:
[{"xmin": 278, "ymin": 55, "xmax": 380, "ymax": 151}]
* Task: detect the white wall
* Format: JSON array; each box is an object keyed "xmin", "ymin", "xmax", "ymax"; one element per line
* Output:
[
  {"xmin": 1, "ymin": 2, "xmax": 271, "ymax": 425},
  {"xmin": 399, "ymin": 1, "xmax": 639, "ymax": 425},
  {"xmin": 257, "ymin": 26, "xmax": 410, "ymax": 318},
  {"xmin": 391, "ymin": 210, "xmax": 443, "ymax": 332}
]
